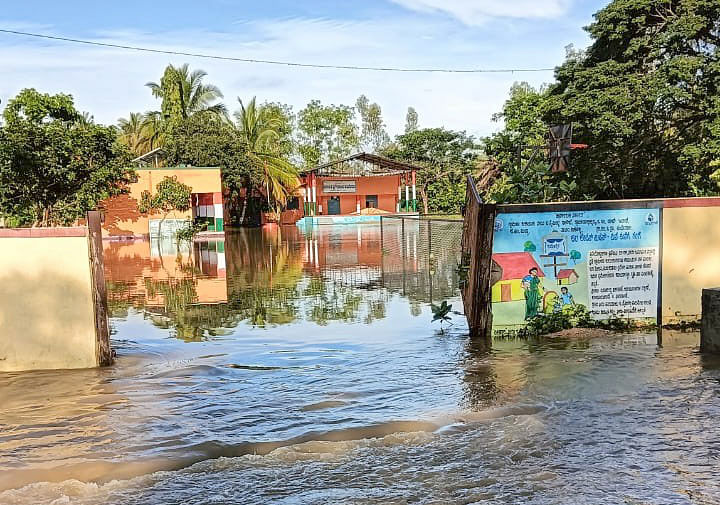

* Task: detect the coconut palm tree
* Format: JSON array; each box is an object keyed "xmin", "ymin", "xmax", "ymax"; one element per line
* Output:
[
  {"xmin": 233, "ymin": 97, "xmax": 299, "ymax": 223},
  {"xmin": 118, "ymin": 112, "xmax": 150, "ymax": 156},
  {"xmin": 142, "ymin": 111, "xmax": 165, "ymax": 151},
  {"xmin": 146, "ymin": 64, "xmax": 226, "ymax": 121}
]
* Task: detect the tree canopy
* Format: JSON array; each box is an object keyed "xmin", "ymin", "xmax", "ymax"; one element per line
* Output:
[
  {"xmin": 545, "ymin": 0, "xmax": 720, "ymax": 199},
  {"xmin": 162, "ymin": 112, "xmax": 255, "ymax": 189},
  {"xmin": 297, "ymin": 100, "xmax": 360, "ymax": 168},
  {"xmin": 383, "ymin": 127, "xmax": 481, "ymax": 213},
  {"xmin": 146, "ymin": 64, "xmax": 227, "ymax": 123},
  {"xmin": 0, "ymin": 89, "xmax": 133, "ymax": 226},
  {"xmin": 484, "ymin": 0, "xmax": 720, "ymax": 203},
  {"xmin": 483, "ymin": 83, "xmax": 578, "ymax": 203},
  {"xmin": 138, "ymin": 175, "xmax": 192, "ymax": 225},
  {"xmin": 233, "ymin": 97, "xmax": 300, "ymax": 209}
]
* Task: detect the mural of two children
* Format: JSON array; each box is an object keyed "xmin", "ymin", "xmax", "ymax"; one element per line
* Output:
[{"xmin": 522, "ymin": 268, "xmax": 575, "ymax": 320}]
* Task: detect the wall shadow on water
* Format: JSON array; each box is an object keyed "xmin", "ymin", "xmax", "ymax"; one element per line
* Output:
[{"xmin": 0, "ymin": 270, "xmax": 97, "ymax": 370}]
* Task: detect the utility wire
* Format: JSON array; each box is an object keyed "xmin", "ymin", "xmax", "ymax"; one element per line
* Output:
[{"xmin": 0, "ymin": 28, "xmax": 555, "ymax": 74}]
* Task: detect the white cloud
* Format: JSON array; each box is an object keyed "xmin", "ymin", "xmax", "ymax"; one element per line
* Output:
[
  {"xmin": 389, "ymin": 0, "xmax": 572, "ymax": 24},
  {"xmin": 0, "ymin": 16, "xmax": 570, "ymax": 138}
]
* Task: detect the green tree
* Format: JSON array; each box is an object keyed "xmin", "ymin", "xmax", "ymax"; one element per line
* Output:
[
  {"xmin": 356, "ymin": 95, "xmax": 390, "ymax": 153},
  {"xmin": 483, "ymin": 82, "xmax": 578, "ymax": 203},
  {"xmin": 524, "ymin": 241, "xmax": 537, "ymax": 252},
  {"xmin": 297, "ymin": 100, "xmax": 360, "ymax": 167},
  {"xmin": 162, "ymin": 113, "xmax": 254, "ymax": 225},
  {"xmin": 234, "ymin": 97, "xmax": 300, "ymax": 219},
  {"xmin": 544, "ymin": 0, "xmax": 720, "ymax": 199},
  {"xmin": 383, "ymin": 127, "xmax": 480, "ymax": 214},
  {"xmin": 405, "ymin": 107, "xmax": 419, "ymax": 133},
  {"xmin": 138, "ymin": 175, "xmax": 192, "ymax": 236},
  {"xmin": 142, "ymin": 110, "xmax": 166, "ymax": 152},
  {"xmin": 0, "ymin": 89, "xmax": 133, "ymax": 226},
  {"xmin": 146, "ymin": 64, "xmax": 226, "ymax": 123},
  {"xmin": 259, "ymin": 101, "xmax": 295, "ymax": 159},
  {"xmin": 118, "ymin": 112, "xmax": 150, "ymax": 156}
]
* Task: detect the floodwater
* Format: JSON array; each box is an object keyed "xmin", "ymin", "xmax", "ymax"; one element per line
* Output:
[{"xmin": 1, "ymin": 222, "xmax": 719, "ymax": 505}]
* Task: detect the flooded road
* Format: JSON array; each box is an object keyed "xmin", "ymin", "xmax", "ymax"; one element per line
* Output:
[{"xmin": 1, "ymin": 223, "xmax": 719, "ymax": 504}]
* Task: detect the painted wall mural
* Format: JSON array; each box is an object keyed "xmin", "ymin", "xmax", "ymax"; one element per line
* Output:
[{"xmin": 491, "ymin": 207, "xmax": 660, "ymax": 331}]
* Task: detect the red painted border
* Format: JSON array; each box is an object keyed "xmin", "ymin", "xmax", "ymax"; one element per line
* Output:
[
  {"xmin": 662, "ymin": 198, "xmax": 720, "ymax": 208},
  {"xmin": 0, "ymin": 227, "xmax": 87, "ymax": 238}
]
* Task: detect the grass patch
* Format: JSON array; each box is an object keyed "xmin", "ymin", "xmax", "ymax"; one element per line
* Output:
[{"xmin": 525, "ymin": 304, "xmax": 656, "ymax": 337}]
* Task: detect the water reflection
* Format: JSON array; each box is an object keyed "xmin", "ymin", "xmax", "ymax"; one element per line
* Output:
[
  {"xmin": 105, "ymin": 222, "xmax": 463, "ymax": 336},
  {"xmin": 104, "ymin": 238, "xmax": 232, "ymax": 340},
  {"xmin": 4, "ymin": 224, "xmax": 718, "ymax": 504}
]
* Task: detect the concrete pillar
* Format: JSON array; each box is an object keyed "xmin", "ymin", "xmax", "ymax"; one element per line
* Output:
[{"xmin": 701, "ymin": 288, "xmax": 720, "ymax": 354}]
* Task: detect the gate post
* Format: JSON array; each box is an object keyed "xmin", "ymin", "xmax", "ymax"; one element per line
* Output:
[
  {"xmin": 87, "ymin": 211, "xmax": 113, "ymax": 366},
  {"xmin": 461, "ymin": 176, "xmax": 496, "ymax": 340}
]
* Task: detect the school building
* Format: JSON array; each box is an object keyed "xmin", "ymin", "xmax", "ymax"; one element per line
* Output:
[{"xmin": 295, "ymin": 153, "xmax": 420, "ymax": 218}]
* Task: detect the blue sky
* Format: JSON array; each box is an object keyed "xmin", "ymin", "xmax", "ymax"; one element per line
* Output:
[{"xmin": 1, "ymin": 0, "xmax": 608, "ymax": 136}]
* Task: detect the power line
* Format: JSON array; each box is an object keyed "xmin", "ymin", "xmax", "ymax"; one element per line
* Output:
[{"xmin": 0, "ymin": 28, "xmax": 556, "ymax": 74}]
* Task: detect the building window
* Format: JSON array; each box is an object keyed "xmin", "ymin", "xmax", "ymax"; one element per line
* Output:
[{"xmin": 365, "ymin": 195, "xmax": 378, "ymax": 208}]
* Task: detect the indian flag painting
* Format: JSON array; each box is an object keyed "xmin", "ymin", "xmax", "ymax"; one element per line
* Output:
[{"xmin": 193, "ymin": 192, "xmax": 224, "ymax": 232}]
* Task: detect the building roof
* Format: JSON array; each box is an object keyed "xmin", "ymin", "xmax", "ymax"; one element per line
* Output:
[
  {"xmin": 134, "ymin": 165, "xmax": 221, "ymax": 171},
  {"xmin": 556, "ymin": 268, "xmax": 577, "ymax": 279},
  {"xmin": 303, "ymin": 152, "xmax": 422, "ymax": 177},
  {"xmin": 492, "ymin": 252, "xmax": 545, "ymax": 281}
]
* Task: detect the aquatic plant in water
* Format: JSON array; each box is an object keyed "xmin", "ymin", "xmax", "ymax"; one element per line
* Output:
[{"xmin": 431, "ymin": 300, "xmax": 453, "ymax": 333}]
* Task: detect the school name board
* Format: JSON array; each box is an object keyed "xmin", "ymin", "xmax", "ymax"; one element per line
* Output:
[
  {"xmin": 491, "ymin": 207, "xmax": 660, "ymax": 330},
  {"xmin": 323, "ymin": 180, "xmax": 357, "ymax": 193}
]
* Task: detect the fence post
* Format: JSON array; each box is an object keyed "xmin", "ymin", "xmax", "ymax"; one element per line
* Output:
[
  {"xmin": 87, "ymin": 211, "xmax": 113, "ymax": 366},
  {"xmin": 380, "ymin": 216, "xmax": 385, "ymax": 286},
  {"xmin": 401, "ymin": 217, "xmax": 406, "ymax": 295},
  {"xmin": 461, "ymin": 176, "xmax": 496, "ymax": 341},
  {"xmin": 380, "ymin": 216, "xmax": 384, "ymax": 250},
  {"xmin": 427, "ymin": 219, "xmax": 433, "ymax": 303},
  {"xmin": 474, "ymin": 202, "xmax": 496, "ymax": 340}
]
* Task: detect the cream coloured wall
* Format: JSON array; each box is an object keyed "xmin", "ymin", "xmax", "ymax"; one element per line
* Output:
[
  {"xmin": 662, "ymin": 206, "xmax": 720, "ymax": 322},
  {"xmin": 102, "ymin": 167, "xmax": 222, "ymax": 237},
  {"xmin": 0, "ymin": 235, "xmax": 99, "ymax": 371}
]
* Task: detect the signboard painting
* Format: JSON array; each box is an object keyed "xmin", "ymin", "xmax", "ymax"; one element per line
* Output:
[
  {"xmin": 323, "ymin": 180, "xmax": 357, "ymax": 194},
  {"xmin": 491, "ymin": 208, "xmax": 660, "ymax": 334}
]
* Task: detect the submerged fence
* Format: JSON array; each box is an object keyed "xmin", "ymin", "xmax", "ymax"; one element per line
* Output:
[{"xmin": 379, "ymin": 215, "xmax": 464, "ymax": 305}]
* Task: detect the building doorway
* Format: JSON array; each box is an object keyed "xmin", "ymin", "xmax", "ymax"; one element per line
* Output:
[
  {"xmin": 365, "ymin": 195, "xmax": 378, "ymax": 209},
  {"xmin": 328, "ymin": 196, "xmax": 341, "ymax": 215}
]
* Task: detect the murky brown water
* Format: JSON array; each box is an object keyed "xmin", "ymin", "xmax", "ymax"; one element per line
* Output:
[{"xmin": 1, "ymin": 223, "xmax": 719, "ymax": 504}]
